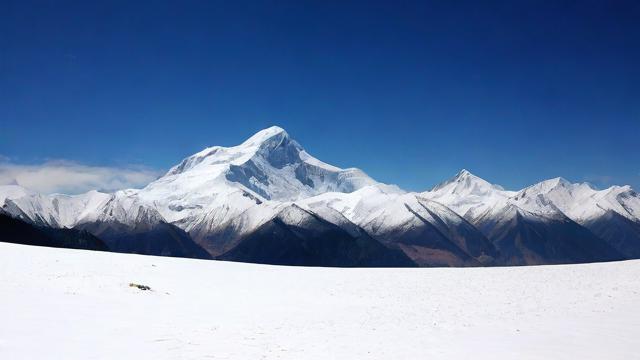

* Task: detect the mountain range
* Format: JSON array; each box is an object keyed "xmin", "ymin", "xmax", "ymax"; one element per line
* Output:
[{"xmin": 1, "ymin": 126, "xmax": 638, "ymax": 267}]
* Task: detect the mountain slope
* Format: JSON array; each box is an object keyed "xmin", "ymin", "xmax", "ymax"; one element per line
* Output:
[
  {"xmin": 475, "ymin": 205, "xmax": 624, "ymax": 265},
  {"xmin": 0, "ymin": 211, "xmax": 108, "ymax": 251},
  {"xmin": 76, "ymin": 220, "xmax": 211, "ymax": 259},
  {"xmin": 1, "ymin": 186, "xmax": 111, "ymax": 228},
  {"xmin": 299, "ymin": 185, "xmax": 498, "ymax": 266},
  {"xmin": 513, "ymin": 178, "xmax": 640, "ymax": 258},
  {"xmin": 515, "ymin": 177, "xmax": 640, "ymax": 222},
  {"xmin": 427, "ymin": 169, "xmax": 516, "ymax": 220},
  {"xmin": 73, "ymin": 192, "xmax": 211, "ymax": 259},
  {"xmin": 136, "ymin": 126, "xmax": 376, "ymax": 238},
  {"xmin": 582, "ymin": 210, "xmax": 640, "ymax": 258},
  {"xmin": 426, "ymin": 170, "xmax": 627, "ymax": 265},
  {"xmin": 219, "ymin": 204, "xmax": 416, "ymax": 267},
  {"xmin": 1, "ymin": 186, "xmax": 211, "ymax": 259}
]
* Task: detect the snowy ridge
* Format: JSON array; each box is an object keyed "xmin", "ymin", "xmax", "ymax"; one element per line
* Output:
[
  {"xmin": 2, "ymin": 126, "xmax": 639, "ymax": 265},
  {"xmin": 426, "ymin": 169, "xmax": 516, "ymax": 220},
  {"xmin": 425, "ymin": 170, "xmax": 640, "ymax": 225},
  {"xmin": 298, "ymin": 185, "xmax": 497, "ymax": 266},
  {"xmin": 514, "ymin": 178, "xmax": 640, "ymax": 222},
  {"xmin": 424, "ymin": 170, "xmax": 640, "ymax": 262},
  {"xmin": 1, "ymin": 188, "xmax": 111, "ymax": 228}
]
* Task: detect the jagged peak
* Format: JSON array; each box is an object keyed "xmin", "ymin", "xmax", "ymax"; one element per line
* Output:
[
  {"xmin": 432, "ymin": 169, "xmax": 503, "ymax": 193},
  {"xmin": 518, "ymin": 177, "xmax": 579, "ymax": 197},
  {"xmin": 241, "ymin": 126, "xmax": 290, "ymax": 147},
  {"xmin": 165, "ymin": 126, "xmax": 298, "ymax": 177},
  {"xmin": 453, "ymin": 169, "xmax": 489, "ymax": 184},
  {"xmin": 456, "ymin": 169, "xmax": 473, "ymax": 178},
  {"xmin": 528, "ymin": 177, "xmax": 608, "ymax": 193},
  {"xmin": 546, "ymin": 177, "xmax": 571, "ymax": 187},
  {"xmin": 607, "ymin": 184, "xmax": 633, "ymax": 192},
  {"xmin": 603, "ymin": 184, "xmax": 635, "ymax": 198}
]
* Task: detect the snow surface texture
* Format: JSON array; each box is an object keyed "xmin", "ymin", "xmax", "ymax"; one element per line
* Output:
[{"xmin": 1, "ymin": 242, "xmax": 639, "ymax": 359}]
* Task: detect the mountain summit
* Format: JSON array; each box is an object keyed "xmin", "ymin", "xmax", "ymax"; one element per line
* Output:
[
  {"xmin": 426, "ymin": 169, "xmax": 515, "ymax": 221},
  {"xmin": 133, "ymin": 126, "xmax": 378, "ymax": 254},
  {"xmin": 431, "ymin": 169, "xmax": 507, "ymax": 196},
  {"xmin": 157, "ymin": 126, "xmax": 374, "ymax": 201}
]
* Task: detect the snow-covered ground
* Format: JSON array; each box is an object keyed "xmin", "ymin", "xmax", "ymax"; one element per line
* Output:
[{"xmin": 1, "ymin": 243, "xmax": 639, "ymax": 359}]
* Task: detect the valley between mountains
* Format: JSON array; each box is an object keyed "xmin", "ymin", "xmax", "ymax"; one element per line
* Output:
[{"xmin": 2, "ymin": 126, "xmax": 639, "ymax": 267}]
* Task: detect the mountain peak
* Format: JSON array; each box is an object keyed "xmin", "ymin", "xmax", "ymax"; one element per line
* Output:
[
  {"xmin": 432, "ymin": 169, "xmax": 503, "ymax": 194},
  {"xmin": 549, "ymin": 177, "xmax": 571, "ymax": 187},
  {"xmin": 146, "ymin": 125, "xmax": 377, "ymax": 220},
  {"xmin": 164, "ymin": 126, "xmax": 294, "ymax": 177},
  {"xmin": 241, "ymin": 126, "xmax": 290, "ymax": 147},
  {"xmin": 521, "ymin": 177, "xmax": 574, "ymax": 196},
  {"xmin": 454, "ymin": 169, "xmax": 479, "ymax": 182}
]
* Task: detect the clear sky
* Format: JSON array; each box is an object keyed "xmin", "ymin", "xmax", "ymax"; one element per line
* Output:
[{"xmin": 1, "ymin": 0, "xmax": 639, "ymax": 193}]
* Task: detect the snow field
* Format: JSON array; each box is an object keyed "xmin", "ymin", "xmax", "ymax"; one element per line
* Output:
[{"xmin": 1, "ymin": 242, "xmax": 639, "ymax": 359}]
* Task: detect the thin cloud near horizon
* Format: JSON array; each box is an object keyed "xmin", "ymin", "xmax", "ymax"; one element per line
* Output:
[{"xmin": 0, "ymin": 158, "xmax": 162, "ymax": 195}]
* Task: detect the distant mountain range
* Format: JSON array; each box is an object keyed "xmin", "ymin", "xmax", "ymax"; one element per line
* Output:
[{"xmin": 1, "ymin": 126, "xmax": 638, "ymax": 267}]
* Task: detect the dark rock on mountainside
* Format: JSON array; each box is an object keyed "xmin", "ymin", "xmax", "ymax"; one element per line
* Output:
[
  {"xmin": 76, "ymin": 221, "xmax": 212, "ymax": 260},
  {"xmin": 475, "ymin": 208, "xmax": 625, "ymax": 266},
  {"xmin": 583, "ymin": 210, "xmax": 640, "ymax": 259},
  {"xmin": 0, "ymin": 212, "xmax": 108, "ymax": 251},
  {"xmin": 219, "ymin": 205, "xmax": 416, "ymax": 267},
  {"xmin": 377, "ymin": 199, "xmax": 498, "ymax": 267}
]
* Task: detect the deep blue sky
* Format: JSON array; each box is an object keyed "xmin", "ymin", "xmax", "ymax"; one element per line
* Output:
[{"xmin": 1, "ymin": 0, "xmax": 639, "ymax": 191}]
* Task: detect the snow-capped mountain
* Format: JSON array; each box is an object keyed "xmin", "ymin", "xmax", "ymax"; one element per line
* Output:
[
  {"xmin": 1, "ymin": 126, "xmax": 639, "ymax": 266},
  {"xmin": 425, "ymin": 170, "xmax": 639, "ymax": 263},
  {"xmin": 425, "ymin": 169, "xmax": 640, "ymax": 226},
  {"xmin": 426, "ymin": 169, "xmax": 516, "ymax": 221},
  {"xmin": 511, "ymin": 178, "xmax": 640, "ymax": 258},
  {"xmin": 514, "ymin": 177, "xmax": 640, "ymax": 222},
  {"xmin": 3, "ymin": 190, "xmax": 110, "ymax": 228},
  {"xmin": 0, "ymin": 126, "xmax": 382, "ymax": 262},
  {"xmin": 219, "ymin": 203, "xmax": 416, "ymax": 267},
  {"xmin": 298, "ymin": 184, "xmax": 498, "ymax": 266},
  {"xmin": 0, "ymin": 184, "xmax": 210, "ymax": 258},
  {"xmin": 1, "ymin": 126, "xmax": 374, "ymax": 230},
  {"xmin": 134, "ymin": 126, "xmax": 376, "ymax": 252}
]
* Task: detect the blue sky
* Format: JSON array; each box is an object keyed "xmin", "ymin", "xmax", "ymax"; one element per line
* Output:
[{"xmin": 1, "ymin": 1, "xmax": 639, "ymax": 193}]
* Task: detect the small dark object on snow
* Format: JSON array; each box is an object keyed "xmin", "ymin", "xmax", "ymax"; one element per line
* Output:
[{"xmin": 129, "ymin": 283, "xmax": 151, "ymax": 291}]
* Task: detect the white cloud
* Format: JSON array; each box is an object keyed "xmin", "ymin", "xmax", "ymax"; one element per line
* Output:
[{"xmin": 0, "ymin": 158, "xmax": 162, "ymax": 194}]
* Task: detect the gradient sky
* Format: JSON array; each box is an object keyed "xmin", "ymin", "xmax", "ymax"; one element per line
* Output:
[{"xmin": 1, "ymin": 0, "xmax": 639, "ymax": 192}]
